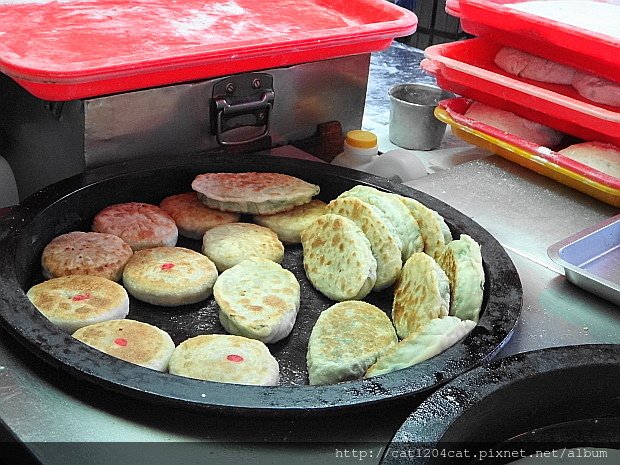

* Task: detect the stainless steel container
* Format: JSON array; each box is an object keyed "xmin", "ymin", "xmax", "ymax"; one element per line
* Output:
[
  {"xmin": 0, "ymin": 54, "xmax": 370, "ymax": 200},
  {"xmin": 388, "ymin": 82, "xmax": 454, "ymax": 150}
]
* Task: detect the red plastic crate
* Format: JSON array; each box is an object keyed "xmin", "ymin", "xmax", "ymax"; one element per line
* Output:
[
  {"xmin": 423, "ymin": 38, "xmax": 620, "ymax": 147},
  {"xmin": 435, "ymin": 97, "xmax": 620, "ymax": 206},
  {"xmin": 454, "ymin": 0, "xmax": 620, "ymax": 83},
  {"xmin": 0, "ymin": 0, "xmax": 417, "ymax": 100}
]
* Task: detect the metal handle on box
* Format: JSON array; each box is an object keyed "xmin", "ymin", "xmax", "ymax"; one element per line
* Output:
[
  {"xmin": 211, "ymin": 73, "xmax": 275, "ymax": 146},
  {"xmin": 213, "ymin": 90, "xmax": 274, "ymax": 146}
]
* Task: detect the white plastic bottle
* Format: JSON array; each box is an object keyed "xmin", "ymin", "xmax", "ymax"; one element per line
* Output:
[
  {"xmin": 331, "ymin": 130, "xmax": 427, "ymax": 183},
  {"xmin": 331, "ymin": 130, "xmax": 379, "ymax": 171}
]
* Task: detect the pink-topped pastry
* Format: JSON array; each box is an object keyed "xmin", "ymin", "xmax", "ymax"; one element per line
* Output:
[
  {"xmin": 159, "ymin": 192, "xmax": 239, "ymax": 240},
  {"xmin": 41, "ymin": 231, "xmax": 133, "ymax": 281},
  {"xmin": 92, "ymin": 202, "xmax": 178, "ymax": 251}
]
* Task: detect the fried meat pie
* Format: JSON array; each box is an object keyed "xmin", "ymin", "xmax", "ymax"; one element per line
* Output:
[
  {"xmin": 168, "ymin": 334, "xmax": 279, "ymax": 386},
  {"xmin": 92, "ymin": 202, "xmax": 178, "ymax": 251},
  {"xmin": 122, "ymin": 246, "xmax": 218, "ymax": 306},
  {"xmin": 27, "ymin": 275, "xmax": 129, "ymax": 333},
  {"xmin": 72, "ymin": 319, "xmax": 175, "ymax": 372},
  {"xmin": 300, "ymin": 214, "xmax": 377, "ymax": 301},
  {"xmin": 192, "ymin": 172, "xmax": 320, "ymax": 215},
  {"xmin": 214, "ymin": 258, "xmax": 300, "ymax": 344}
]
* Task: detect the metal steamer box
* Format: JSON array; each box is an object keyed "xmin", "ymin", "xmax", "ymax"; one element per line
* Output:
[
  {"xmin": 0, "ymin": 0, "xmax": 417, "ymax": 199},
  {"xmin": 1, "ymin": 55, "xmax": 370, "ymax": 199}
]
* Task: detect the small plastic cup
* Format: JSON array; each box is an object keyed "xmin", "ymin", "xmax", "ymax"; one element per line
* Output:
[{"xmin": 389, "ymin": 83, "xmax": 454, "ymax": 150}]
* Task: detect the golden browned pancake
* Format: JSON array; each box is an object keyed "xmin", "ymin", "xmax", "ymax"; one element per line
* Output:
[
  {"xmin": 202, "ymin": 222, "xmax": 284, "ymax": 272},
  {"xmin": 306, "ymin": 301, "xmax": 397, "ymax": 385},
  {"xmin": 398, "ymin": 196, "xmax": 448, "ymax": 261},
  {"xmin": 300, "ymin": 214, "xmax": 377, "ymax": 301},
  {"xmin": 92, "ymin": 202, "xmax": 178, "ymax": 251},
  {"xmin": 392, "ymin": 252, "xmax": 450, "ymax": 339},
  {"xmin": 338, "ymin": 185, "xmax": 424, "ymax": 261},
  {"xmin": 213, "ymin": 258, "xmax": 300, "ymax": 343},
  {"xmin": 41, "ymin": 231, "xmax": 133, "ymax": 282},
  {"xmin": 168, "ymin": 334, "xmax": 280, "ymax": 386},
  {"xmin": 122, "ymin": 247, "xmax": 218, "ymax": 306},
  {"xmin": 191, "ymin": 172, "xmax": 320, "ymax": 214},
  {"xmin": 253, "ymin": 199, "xmax": 327, "ymax": 244},
  {"xmin": 72, "ymin": 319, "xmax": 175, "ymax": 372},
  {"xmin": 325, "ymin": 197, "xmax": 402, "ymax": 291},
  {"xmin": 438, "ymin": 234, "xmax": 485, "ymax": 323},
  {"xmin": 27, "ymin": 275, "xmax": 129, "ymax": 333},
  {"xmin": 159, "ymin": 192, "xmax": 240, "ymax": 240}
]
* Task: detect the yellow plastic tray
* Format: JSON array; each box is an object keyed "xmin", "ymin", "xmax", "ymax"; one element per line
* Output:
[{"xmin": 435, "ymin": 99, "xmax": 620, "ymax": 207}]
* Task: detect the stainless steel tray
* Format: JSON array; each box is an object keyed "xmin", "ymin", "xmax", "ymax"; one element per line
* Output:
[{"xmin": 548, "ymin": 214, "xmax": 620, "ymax": 306}]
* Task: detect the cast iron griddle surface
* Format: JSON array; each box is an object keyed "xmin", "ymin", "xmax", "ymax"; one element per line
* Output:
[
  {"xmin": 0, "ymin": 153, "xmax": 522, "ymax": 415},
  {"xmin": 382, "ymin": 344, "xmax": 620, "ymax": 464}
]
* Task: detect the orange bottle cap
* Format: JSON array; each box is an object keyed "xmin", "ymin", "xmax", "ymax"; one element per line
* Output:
[{"xmin": 346, "ymin": 130, "xmax": 377, "ymax": 149}]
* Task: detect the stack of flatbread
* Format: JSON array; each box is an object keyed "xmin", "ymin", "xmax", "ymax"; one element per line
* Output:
[
  {"xmin": 300, "ymin": 185, "xmax": 454, "ymax": 301},
  {"xmin": 301, "ymin": 185, "xmax": 486, "ymax": 384}
]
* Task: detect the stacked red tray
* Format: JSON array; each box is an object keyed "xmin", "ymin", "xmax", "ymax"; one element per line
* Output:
[{"xmin": 423, "ymin": 0, "xmax": 620, "ymax": 205}]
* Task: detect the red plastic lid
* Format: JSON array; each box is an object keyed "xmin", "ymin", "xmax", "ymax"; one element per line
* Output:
[
  {"xmin": 454, "ymin": 0, "xmax": 620, "ymax": 83},
  {"xmin": 0, "ymin": 0, "xmax": 417, "ymax": 101}
]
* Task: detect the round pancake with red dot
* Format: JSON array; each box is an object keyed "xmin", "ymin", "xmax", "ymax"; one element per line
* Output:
[
  {"xmin": 168, "ymin": 334, "xmax": 279, "ymax": 386},
  {"xmin": 26, "ymin": 275, "xmax": 129, "ymax": 333},
  {"xmin": 122, "ymin": 247, "xmax": 218, "ymax": 306},
  {"xmin": 72, "ymin": 319, "xmax": 175, "ymax": 372}
]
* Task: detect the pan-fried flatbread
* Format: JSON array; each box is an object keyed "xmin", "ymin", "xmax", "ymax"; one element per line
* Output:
[
  {"xmin": 307, "ymin": 301, "xmax": 397, "ymax": 385},
  {"xmin": 339, "ymin": 185, "xmax": 423, "ymax": 260},
  {"xmin": 392, "ymin": 252, "xmax": 450, "ymax": 339},
  {"xmin": 253, "ymin": 199, "xmax": 327, "ymax": 244},
  {"xmin": 92, "ymin": 202, "xmax": 178, "ymax": 251},
  {"xmin": 365, "ymin": 316, "xmax": 476, "ymax": 378},
  {"xmin": 202, "ymin": 222, "xmax": 284, "ymax": 272},
  {"xmin": 214, "ymin": 258, "xmax": 300, "ymax": 344},
  {"xmin": 168, "ymin": 334, "xmax": 279, "ymax": 386},
  {"xmin": 326, "ymin": 197, "xmax": 402, "ymax": 291},
  {"xmin": 191, "ymin": 172, "xmax": 320, "ymax": 214},
  {"xmin": 27, "ymin": 275, "xmax": 129, "ymax": 333},
  {"xmin": 41, "ymin": 231, "xmax": 133, "ymax": 282},
  {"xmin": 300, "ymin": 214, "xmax": 377, "ymax": 301},
  {"xmin": 399, "ymin": 197, "xmax": 448, "ymax": 261},
  {"xmin": 438, "ymin": 234, "xmax": 485, "ymax": 323},
  {"xmin": 434, "ymin": 210, "xmax": 453, "ymax": 245},
  {"xmin": 72, "ymin": 319, "xmax": 175, "ymax": 372},
  {"xmin": 122, "ymin": 247, "xmax": 218, "ymax": 306},
  {"xmin": 159, "ymin": 192, "xmax": 240, "ymax": 240}
]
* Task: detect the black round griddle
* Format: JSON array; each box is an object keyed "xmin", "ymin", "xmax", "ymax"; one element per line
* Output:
[
  {"xmin": 382, "ymin": 344, "xmax": 620, "ymax": 464},
  {"xmin": 0, "ymin": 152, "xmax": 522, "ymax": 416}
]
